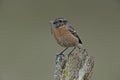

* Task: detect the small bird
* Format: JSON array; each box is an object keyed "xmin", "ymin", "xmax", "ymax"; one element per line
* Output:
[{"xmin": 50, "ymin": 18, "xmax": 83, "ymax": 55}]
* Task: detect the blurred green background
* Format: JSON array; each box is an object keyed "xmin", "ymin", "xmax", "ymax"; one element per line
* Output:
[{"xmin": 0, "ymin": 0, "xmax": 120, "ymax": 80}]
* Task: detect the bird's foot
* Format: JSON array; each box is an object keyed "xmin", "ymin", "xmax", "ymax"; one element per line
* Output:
[
  {"xmin": 68, "ymin": 52, "xmax": 72, "ymax": 58},
  {"xmin": 56, "ymin": 52, "xmax": 64, "ymax": 58}
]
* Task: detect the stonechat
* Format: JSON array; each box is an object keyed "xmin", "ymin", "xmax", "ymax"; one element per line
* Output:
[{"xmin": 50, "ymin": 18, "xmax": 83, "ymax": 55}]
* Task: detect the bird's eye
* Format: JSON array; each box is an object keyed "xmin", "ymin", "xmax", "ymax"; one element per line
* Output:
[{"xmin": 59, "ymin": 20, "xmax": 62, "ymax": 22}]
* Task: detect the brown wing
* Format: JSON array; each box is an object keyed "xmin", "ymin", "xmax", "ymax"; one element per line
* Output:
[{"xmin": 67, "ymin": 25, "xmax": 82, "ymax": 44}]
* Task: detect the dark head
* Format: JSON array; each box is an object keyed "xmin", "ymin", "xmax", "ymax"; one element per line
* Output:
[{"xmin": 51, "ymin": 18, "xmax": 68, "ymax": 28}]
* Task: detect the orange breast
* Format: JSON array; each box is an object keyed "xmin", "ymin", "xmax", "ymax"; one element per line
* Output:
[{"xmin": 52, "ymin": 26, "xmax": 78, "ymax": 47}]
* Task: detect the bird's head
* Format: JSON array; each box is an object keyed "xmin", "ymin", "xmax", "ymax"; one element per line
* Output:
[{"xmin": 50, "ymin": 18, "xmax": 68, "ymax": 28}]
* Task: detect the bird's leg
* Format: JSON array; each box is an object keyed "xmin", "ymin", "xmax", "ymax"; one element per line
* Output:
[
  {"xmin": 59, "ymin": 47, "xmax": 68, "ymax": 55},
  {"xmin": 68, "ymin": 47, "xmax": 76, "ymax": 57},
  {"xmin": 56, "ymin": 48, "xmax": 68, "ymax": 64}
]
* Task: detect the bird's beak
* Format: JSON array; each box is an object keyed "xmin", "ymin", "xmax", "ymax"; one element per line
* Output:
[
  {"xmin": 49, "ymin": 20, "xmax": 54, "ymax": 24},
  {"xmin": 49, "ymin": 20, "xmax": 54, "ymax": 34}
]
